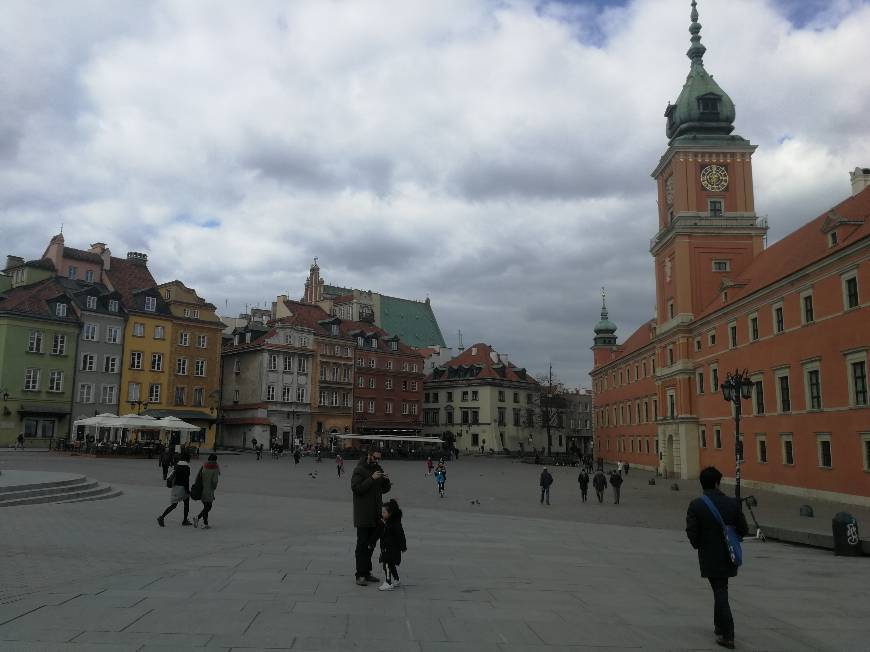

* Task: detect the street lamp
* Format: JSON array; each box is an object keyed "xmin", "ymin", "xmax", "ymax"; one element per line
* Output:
[{"xmin": 721, "ymin": 369, "xmax": 753, "ymax": 502}]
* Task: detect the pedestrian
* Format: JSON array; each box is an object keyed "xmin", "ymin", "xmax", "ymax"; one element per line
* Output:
[
  {"xmin": 16, "ymin": 433, "xmax": 25, "ymax": 450},
  {"xmin": 293, "ymin": 448, "xmax": 301, "ymax": 465},
  {"xmin": 159, "ymin": 447, "xmax": 173, "ymax": 481},
  {"xmin": 434, "ymin": 463, "xmax": 446, "ymax": 497},
  {"xmin": 610, "ymin": 470, "xmax": 623, "ymax": 504},
  {"xmin": 539, "ymin": 467, "xmax": 553, "ymax": 505},
  {"xmin": 686, "ymin": 466, "xmax": 749, "ymax": 650},
  {"xmin": 425, "ymin": 457, "xmax": 433, "ymax": 476},
  {"xmin": 617, "ymin": 460, "xmax": 624, "ymax": 476},
  {"xmin": 351, "ymin": 449, "xmax": 392, "ymax": 586},
  {"xmin": 157, "ymin": 451, "xmax": 192, "ymax": 527},
  {"xmin": 336, "ymin": 453, "xmax": 344, "ymax": 477},
  {"xmin": 192, "ymin": 453, "xmax": 220, "ymax": 529},
  {"xmin": 256, "ymin": 443, "xmax": 263, "ymax": 460},
  {"xmin": 577, "ymin": 468, "xmax": 589, "ymax": 502},
  {"xmin": 592, "ymin": 468, "xmax": 607, "ymax": 503},
  {"xmin": 378, "ymin": 498, "xmax": 407, "ymax": 591},
  {"xmin": 453, "ymin": 447, "xmax": 459, "ymax": 460},
  {"xmin": 624, "ymin": 461, "xmax": 630, "ymax": 476}
]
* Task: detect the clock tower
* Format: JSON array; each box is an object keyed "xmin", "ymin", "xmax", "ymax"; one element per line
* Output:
[
  {"xmin": 650, "ymin": 0, "xmax": 767, "ymax": 327},
  {"xmin": 650, "ymin": 1, "xmax": 767, "ymax": 480}
]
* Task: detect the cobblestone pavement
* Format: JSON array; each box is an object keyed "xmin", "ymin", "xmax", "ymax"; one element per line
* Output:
[{"xmin": 0, "ymin": 452, "xmax": 868, "ymax": 651}]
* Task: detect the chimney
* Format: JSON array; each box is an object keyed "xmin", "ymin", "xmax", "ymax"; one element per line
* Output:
[
  {"xmin": 5, "ymin": 255, "xmax": 24, "ymax": 270},
  {"xmin": 850, "ymin": 167, "xmax": 870, "ymax": 196},
  {"xmin": 90, "ymin": 242, "xmax": 111, "ymax": 271},
  {"xmin": 126, "ymin": 252, "xmax": 148, "ymax": 266}
]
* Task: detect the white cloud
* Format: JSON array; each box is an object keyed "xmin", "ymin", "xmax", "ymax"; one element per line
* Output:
[{"xmin": 1, "ymin": 0, "xmax": 869, "ymax": 386}]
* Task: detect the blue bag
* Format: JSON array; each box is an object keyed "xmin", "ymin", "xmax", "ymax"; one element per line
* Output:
[{"xmin": 701, "ymin": 495, "xmax": 743, "ymax": 567}]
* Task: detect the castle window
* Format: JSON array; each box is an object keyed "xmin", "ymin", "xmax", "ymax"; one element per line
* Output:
[
  {"xmin": 712, "ymin": 260, "xmax": 730, "ymax": 272},
  {"xmin": 829, "ymin": 231, "xmax": 838, "ymax": 247},
  {"xmin": 708, "ymin": 199, "xmax": 723, "ymax": 217}
]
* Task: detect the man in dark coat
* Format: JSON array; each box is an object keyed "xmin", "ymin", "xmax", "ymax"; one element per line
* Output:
[
  {"xmin": 686, "ymin": 466, "xmax": 749, "ymax": 650},
  {"xmin": 577, "ymin": 469, "xmax": 589, "ymax": 502},
  {"xmin": 609, "ymin": 470, "xmax": 623, "ymax": 504},
  {"xmin": 592, "ymin": 469, "xmax": 607, "ymax": 503},
  {"xmin": 351, "ymin": 449, "xmax": 391, "ymax": 586},
  {"xmin": 539, "ymin": 468, "xmax": 553, "ymax": 505}
]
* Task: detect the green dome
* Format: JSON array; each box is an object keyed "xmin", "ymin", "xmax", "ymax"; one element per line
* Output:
[
  {"xmin": 665, "ymin": 1, "xmax": 743, "ymax": 145},
  {"xmin": 594, "ymin": 317, "xmax": 617, "ymax": 334},
  {"xmin": 593, "ymin": 291, "xmax": 617, "ymax": 347}
]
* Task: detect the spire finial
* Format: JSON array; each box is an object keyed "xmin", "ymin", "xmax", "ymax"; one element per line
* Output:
[
  {"xmin": 687, "ymin": 0, "xmax": 706, "ymax": 66},
  {"xmin": 600, "ymin": 287, "xmax": 609, "ymax": 318}
]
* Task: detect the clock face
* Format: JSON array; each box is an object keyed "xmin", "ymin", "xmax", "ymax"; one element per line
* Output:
[
  {"xmin": 700, "ymin": 165, "xmax": 728, "ymax": 192},
  {"xmin": 664, "ymin": 176, "xmax": 674, "ymax": 206}
]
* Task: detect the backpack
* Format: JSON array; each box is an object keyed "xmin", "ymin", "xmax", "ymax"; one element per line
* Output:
[{"xmin": 701, "ymin": 495, "xmax": 743, "ymax": 568}]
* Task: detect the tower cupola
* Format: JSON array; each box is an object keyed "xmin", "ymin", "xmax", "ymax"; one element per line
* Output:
[
  {"xmin": 593, "ymin": 290, "xmax": 617, "ymax": 348},
  {"xmin": 664, "ymin": 1, "xmax": 743, "ymax": 146}
]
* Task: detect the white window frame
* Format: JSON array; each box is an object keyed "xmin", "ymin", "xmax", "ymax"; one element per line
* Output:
[
  {"xmin": 78, "ymin": 383, "xmax": 94, "ymax": 404},
  {"xmin": 266, "ymin": 385, "xmax": 276, "ymax": 401},
  {"xmin": 55, "ymin": 303, "xmax": 67, "ymax": 317},
  {"xmin": 106, "ymin": 326, "xmax": 120, "ymax": 344},
  {"xmin": 195, "ymin": 360, "xmax": 205, "ymax": 377},
  {"xmin": 151, "ymin": 353, "xmax": 163, "ymax": 372},
  {"xmin": 802, "ymin": 359, "xmax": 822, "ymax": 412},
  {"xmin": 748, "ymin": 312, "xmax": 759, "ymax": 342},
  {"xmin": 816, "ymin": 433, "xmax": 832, "ymax": 469},
  {"xmin": 86, "ymin": 296, "xmax": 98, "ymax": 310},
  {"xmin": 774, "ymin": 367, "xmax": 791, "ymax": 413},
  {"xmin": 127, "ymin": 382, "xmax": 140, "ymax": 402},
  {"xmin": 81, "ymin": 353, "xmax": 96, "ymax": 372},
  {"xmin": 24, "ymin": 368, "xmax": 40, "ymax": 391},
  {"xmin": 781, "ymin": 433, "xmax": 794, "ymax": 466},
  {"xmin": 845, "ymin": 349, "xmax": 868, "ymax": 407},
  {"xmin": 133, "ymin": 323, "xmax": 145, "ymax": 337},
  {"xmin": 51, "ymin": 334, "xmax": 66, "ymax": 355},
  {"xmin": 842, "ymin": 269, "xmax": 860, "ymax": 310},
  {"xmin": 48, "ymin": 370, "xmax": 64, "ymax": 393},
  {"xmin": 154, "ymin": 325, "xmax": 165, "ymax": 340},
  {"xmin": 130, "ymin": 351, "xmax": 143, "ymax": 370},
  {"xmin": 772, "ymin": 301, "xmax": 785, "ymax": 334},
  {"xmin": 176, "ymin": 358, "xmax": 188, "ymax": 376},
  {"xmin": 148, "ymin": 383, "xmax": 161, "ymax": 403},
  {"xmin": 144, "ymin": 296, "xmax": 157, "ymax": 312},
  {"xmin": 28, "ymin": 330, "xmax": 43, "ymax": 353},
  {"xmin": 108, "ymin": 300, "xmax": 119, "ymax": 313},
  {"xmin": 103, "ymin": 355, "xmax": 118, "ymax": 374},
  {"xmin": 197, "ymin": 334, "xmax": 207, "ymax": 348},
  {"xmin": 712, "ymin": 259, "xmax": 730, "ymax": 272},
  {"xmin": 101, "ymin": 384, "xmax": 117, "ymax": 404},
  {"xmin": 800, "ymin": 288, "xmax": 815, "ymax": 325}
]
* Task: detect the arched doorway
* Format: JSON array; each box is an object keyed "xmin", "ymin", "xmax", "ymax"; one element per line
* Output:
[{"xmin": 665, "ymin": 434, "xmax": 675, "ymax": 477}]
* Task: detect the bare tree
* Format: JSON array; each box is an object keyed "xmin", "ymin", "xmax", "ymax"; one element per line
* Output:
[{"xmin": 526, "ymin": 365, "xmax": 566, "ymax": 455}]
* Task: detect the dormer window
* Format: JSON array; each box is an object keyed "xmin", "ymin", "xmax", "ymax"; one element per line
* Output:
[
  {"xmin": 829, "ymin": 231, "xmax": 838, "ymax": 247},
  {"xmin": 390, "ymin": 341, "xmax": 398, "ymax": 352},
  {"xmin": 144, "ymin": 296, "xmax": 157, "ymax": 312},
  {"xmin": 86, "ymin": 296, "xmax": 98, "ymax": 310},
  {"xmin": 370, "ymin": 338, "xmax": 378, "ymax": 349},
  {"xmin": 356, "ymin": 336, "xmax": 364, "ymax": 347},
  {"xmin": 698, "ymin": 95, "xmax": 720, "ymax": 115},
  {"xmin": 331, "ymin": 324, "xmax": 339, "ymax": 336}
]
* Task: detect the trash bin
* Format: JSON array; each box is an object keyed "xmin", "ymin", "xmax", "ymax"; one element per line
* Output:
[{"xmin": 832, "ymin": 512, "xmax": 862, "ymax": 556}]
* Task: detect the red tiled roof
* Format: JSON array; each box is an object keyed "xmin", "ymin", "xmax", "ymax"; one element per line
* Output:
[
  {"xmin": 416, "ymin": 347, "xmax": 437, "ymax": 358},
  {"xmin": 593, "ymin": 320, "xmax": 655, "ymax": 370},
  {"xmin": 428, "ymin": 343, "xmax": 537, "ymax": 384},
  {"xmin": 63, "ymin": 247, "xmax": 103, "ymax": 264},
  {"xmin": 105, "ymin": 256, "xmax": 158, "ymax": 307},
  {"xmin": 0, "ymin": 277, "xmax": 79, "ymax": 322},
  {"xmin": 697, "ymin": 187, "xmax": 870, "ymax": 319}
]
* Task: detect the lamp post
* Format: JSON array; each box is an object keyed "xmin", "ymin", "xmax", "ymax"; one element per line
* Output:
[{"xmin": 721, "ymin": 369, "xmax": 754, "ymax": 503}]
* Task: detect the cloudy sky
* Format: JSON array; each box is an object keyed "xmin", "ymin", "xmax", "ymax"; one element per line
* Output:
[{"xmin": 2, "ymin": 0, "xmax": 869, "ymax": 386}]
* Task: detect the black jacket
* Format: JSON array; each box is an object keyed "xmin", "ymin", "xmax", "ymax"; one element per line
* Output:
[
  {"xmin": 686, "ymin": 488, "xmax": 750, "ymax": 578},
  {"xmin": 609, "ymin": 473, "xmax": 623, "ymax": 488},
  {"xmin": 592, "ymin": 471, "xmax": 607, "ymax": 490},
  {"xmin": 171, "ymin": 462, "xmax": 191, "ymax": 491},
  {"xmin": 577, "ymin": 472, "xmax": 589, "ymax": 489},
  {"xmin": 351, "ymin": 458, "xmax": 391, "ymax": 527},
  {"xmin": 379, "ymin": 509, "xmax": 407, "ymax": 566},
  {"xmin": 540, "ymin": 471, "xmax": 553, "ymax": 488}
]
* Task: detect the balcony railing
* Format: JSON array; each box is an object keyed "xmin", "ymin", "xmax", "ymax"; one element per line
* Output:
[{"xmin": 650, "ymin": 213, "xmax": 768, "ymax": 250}]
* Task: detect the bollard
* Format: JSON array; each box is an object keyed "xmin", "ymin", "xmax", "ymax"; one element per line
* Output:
[{"xmin": 832, "ymin": 512, "xmax": 862, "ymax": 556}]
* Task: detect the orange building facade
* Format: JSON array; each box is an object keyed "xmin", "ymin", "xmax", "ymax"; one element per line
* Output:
[{"xmin": 591, "ymin": 6, "xmax": 870, "ymax": 505}]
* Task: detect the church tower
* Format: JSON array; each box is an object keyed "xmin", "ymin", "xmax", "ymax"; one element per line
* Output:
[
  {"xmin": 650, "ymin": 1, "xmax": 767, "ymax": 328},
  {"xmin": 302, "ymin": 259, "xmax": 325, "ymax": 304}
]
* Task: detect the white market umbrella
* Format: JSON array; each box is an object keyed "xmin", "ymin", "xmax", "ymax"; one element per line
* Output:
[
  {"xmin": 116, "ymin": 413, "xmax": 162, "ymax": 430},
  {"xmin": 73, "ymin": 413, "xmax": 118, "ymax": 428},
  {"xmin": 157, "ymin": 416, "xmax": 200, "ymax": 432}
]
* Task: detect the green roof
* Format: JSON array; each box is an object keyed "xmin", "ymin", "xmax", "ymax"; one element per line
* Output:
[{"xmin": 379, "ymin": 295, "xmax": 446, "ymax": 348}]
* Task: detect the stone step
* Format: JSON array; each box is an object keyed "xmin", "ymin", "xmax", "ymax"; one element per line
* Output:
[
  {"xmin": 54, "ymin": 487, "xmax": 123, "ymax": 505},
  {"xmin": 0, "ymin": 478, "xmax": 97, "ymax": 502},
  {"xmin": 0, "ymin": 474, "xmax": 88, "ymax": 494},
  {"xmin": 0, "ymin": 482, "xmax": 120, "ymax": 508}
]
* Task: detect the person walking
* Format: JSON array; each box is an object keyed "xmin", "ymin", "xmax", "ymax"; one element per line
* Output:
[
  {"xmin": 624, "ymin": 461, "xmax": 630, "ymax": 476},
  {"xmin": 351, "ymin": 449, "xmax": 391, "ymax": 586},
  {"xmin": 592, "ymin": 468, "xmax": 607, "ymax": 504},
  {"xmin": 336, "ymin": 453, "xmax": 344, "ymax": 477},
  {"xmin": 577, "ymin": 468, "xmax": 589, "ymax": 503},
  {"xmin": 159, "ymin": 447, "xmax": 174, "ymax": 481},
  {"xmin": 434, "ymin": 463, "xmax": 447, "ymax": 497},
  {"xmin": 377, "ymin": 498, "xmax": 407, "ymax": 591},
  {"xmin": 16, "ymin": 433, "xmax": 25, "ymax": 450},
  {"xmin": 616, "ymin": 460, "xmax": 624, "ymax": 476},
  {"xmin": 157, "ymin": 451, "xmax": 192, "ymax": 527},
  {"xmin": 293, "ymin": 448, "xmax": 301, "ymax": 465},
  {"xmin": 686, "ymin": 466, "xmax": 749, "ymax": 650},
  {"xmin": 192, "ymin": 453, "xmax": 220, "ymax": 529},
  {"xmin": 539, "ymin": 467, "xmax": 553, "ymax": 505},
  {"xmin": 425, "ymin": 457, "xmax": 434, "ymax": 477},
  {"xmin": 610, "ymin": 470, "xmax": 623, "ymax": 504}
]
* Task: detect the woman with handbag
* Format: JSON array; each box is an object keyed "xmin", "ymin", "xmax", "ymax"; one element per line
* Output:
[
  {"xmin": 157, "ymin": 451, "xmax": 192, "ymax": 527},
  {"xmin": 192, "ymin": 454, "xmax": 220, "ymax": 529}
]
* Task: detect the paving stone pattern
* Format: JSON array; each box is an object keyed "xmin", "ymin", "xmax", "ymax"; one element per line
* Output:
[{"xmin": 0, "ymin": 452, "xmax": 867, "ymax": 651}]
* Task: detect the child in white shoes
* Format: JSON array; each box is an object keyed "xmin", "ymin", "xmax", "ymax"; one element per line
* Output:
[{"xmin": 378, "ymin": 499, "xmax": 407, "ymax": 591}]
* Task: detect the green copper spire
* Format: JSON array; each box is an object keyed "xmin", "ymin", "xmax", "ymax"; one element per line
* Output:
[
  {"xmin": 593, "ymin": 287, "xmax": 617, "ymax": 347},
  {"xmin": 687, "ymin": 0, "xmax": 706, "ymax": 65},
  {"xmin": 663, "ymin": 0, "xmax": 746, "ymax": 146}
]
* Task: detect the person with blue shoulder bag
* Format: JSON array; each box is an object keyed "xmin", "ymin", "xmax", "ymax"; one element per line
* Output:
[{"xmin": 686, "ymin": 466, "xmax": 749, "ymax": 650}]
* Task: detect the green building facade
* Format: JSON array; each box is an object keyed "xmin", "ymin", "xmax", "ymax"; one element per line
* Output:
[{"xmin": 0, "ymin": 278, "xmax": 80, "ymax": 446}]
